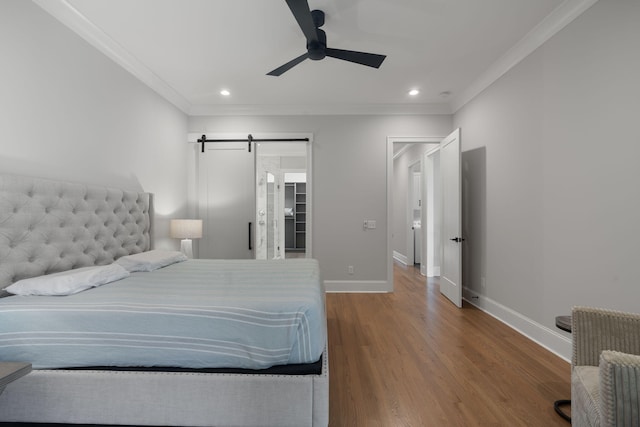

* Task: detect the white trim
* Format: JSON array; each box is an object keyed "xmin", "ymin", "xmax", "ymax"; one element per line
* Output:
[
  {"xmin": 32, "ymin": 0, "xmax": 191, "ymax": 114},
  {"xmin": 324, "ymin": 280, "xmax": 390, "ymax": 293},
  {"xmin": 304, "ymin": 140, "xmax": 313, "ymax": 258},
  {"xmin": 463, "ymin": 288, "xmax": 572, "ymax": 363},
  {"xmin": 423, "ymin": 145, "xmax": 441, "ymax": 279},
  {"xmin": 389, "ymin": 137, "xmax": 442, "ymax": 144},
  {"xmin": 392, "ymin": 144, "xmax": 413, "ymax": 160},
  {"xmin": 451, "ymin": 0, "xmax": 600, "ymax": 112},
  {"xmin": 190, "ymin": 103, "xmax": 452, "ymax": 116},
  {"xmin": 393, "ymin": 251, "xmax": 408, "ymax": 266}
]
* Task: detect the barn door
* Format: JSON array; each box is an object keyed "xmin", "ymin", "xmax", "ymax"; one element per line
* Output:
[{"xmin": 197, "ymin": 141, "xmax": 255, "ymax": 259}]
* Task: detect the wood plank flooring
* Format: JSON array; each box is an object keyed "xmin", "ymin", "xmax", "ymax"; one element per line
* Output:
[{"xmin": 326, "ymin": 262, "xmax": 571, "ymax": 426}]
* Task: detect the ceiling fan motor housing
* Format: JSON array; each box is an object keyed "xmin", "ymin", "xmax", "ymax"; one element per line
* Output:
[{"xmin": 307, "ymin": 29, "xmax": 326, "ymax": 60}]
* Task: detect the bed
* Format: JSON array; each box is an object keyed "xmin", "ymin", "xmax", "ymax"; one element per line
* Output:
[{"xmin": 0, "ymin": 173, "xmax": 328, "ymax": 426}]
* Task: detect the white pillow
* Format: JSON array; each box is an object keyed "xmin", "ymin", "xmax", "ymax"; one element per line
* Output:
[
  {"xmin": 115, "ymin": 249, "xmax": 187, "ymax": 272},
  {"xmin": 6, "ymin": 264, "xmax": 130, "ymax": 296}
]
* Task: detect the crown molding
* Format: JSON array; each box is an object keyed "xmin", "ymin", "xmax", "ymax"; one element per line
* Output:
[
  {"xmin": 34, "ymin": 0, "xmax": 598, "ymax": 117},
  {"xmin": 450, "ymin": 0, "xmax": 600, "ymax": 112},
  {"xmin": 188, "ymin": 102, "xmax": 452, "ymax": 116},
  {"xmin": 32, "ymin": 0, "xmax": 191, "ymax": 114}
]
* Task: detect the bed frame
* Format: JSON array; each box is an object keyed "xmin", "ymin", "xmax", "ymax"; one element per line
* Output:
[{"xmin": 0, "ymin": 174, "xmax": 328, "ymax": 426}]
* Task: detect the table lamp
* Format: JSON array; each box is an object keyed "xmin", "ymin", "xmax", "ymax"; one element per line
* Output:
[{"xmin": 170, "ymin": 219, "xmax": 203, "ymax": 258}]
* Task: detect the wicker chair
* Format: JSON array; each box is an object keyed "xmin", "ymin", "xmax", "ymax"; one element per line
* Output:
[{"xmin": 572, "ymin": 306, "xmax": 640, "ymax": 426}]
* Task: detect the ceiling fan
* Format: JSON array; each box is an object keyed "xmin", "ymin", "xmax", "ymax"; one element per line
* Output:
[{"xmin": 267, "ymin": 0, "xmax": 387, "ymax": 76}]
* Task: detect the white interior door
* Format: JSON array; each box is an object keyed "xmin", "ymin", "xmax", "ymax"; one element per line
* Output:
[
  {"xmin": 198, "ymin": 141, "xmax": 255, "ymax": 259},
  {"xmin": 440, "ymin": 128, "xmax": 463, "ymax": 307}
]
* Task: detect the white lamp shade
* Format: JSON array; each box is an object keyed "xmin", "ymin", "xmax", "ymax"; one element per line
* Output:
[{"xmin": 170, "ymin": 219, "xmax": 203, "ymax": 239}]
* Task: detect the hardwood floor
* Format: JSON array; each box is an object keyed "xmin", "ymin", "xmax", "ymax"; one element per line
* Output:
[{"xmin": 326, "ymin": 262, "xmax": 571, "ymax": 426}]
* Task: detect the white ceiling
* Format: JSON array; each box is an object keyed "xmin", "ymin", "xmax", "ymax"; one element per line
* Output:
[{"xmin": 34, "ymin": 0, "xmax": 597, "ymax": 116}]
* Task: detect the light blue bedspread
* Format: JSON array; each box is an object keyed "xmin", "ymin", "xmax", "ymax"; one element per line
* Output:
[{"xmin": 0, "ymin": 259, "xmax": 325, "ymax": 370}]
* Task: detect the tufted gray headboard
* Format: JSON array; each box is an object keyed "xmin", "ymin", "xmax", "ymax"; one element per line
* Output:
[{"xmin": 0, "ymin": 174, "xmax": 152, "ymax": 290}]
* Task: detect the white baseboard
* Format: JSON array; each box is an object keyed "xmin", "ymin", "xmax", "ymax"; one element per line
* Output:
[
  {"xmin": 463, "ymin": 288, "xmax": 572, "ymax": 363},
  {"xmin": 393, "ymin": 251, "xmax": 408, "ymax": 265},
  {"xmin": 325, "ymin": 280, "xmax": 391, "ymax": 293}
]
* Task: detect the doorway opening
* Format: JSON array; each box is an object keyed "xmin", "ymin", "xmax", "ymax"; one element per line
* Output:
[
  {"xmin": 387, "ymin": 136, "xmax": 443, "ymax": 291},
  {"xmin": 255, "ymin": 142, "xmax": 309, "ymax": 260},
  {"xmin": 387, "ymin": 129, "xmax": 462, "ymax": 306}
]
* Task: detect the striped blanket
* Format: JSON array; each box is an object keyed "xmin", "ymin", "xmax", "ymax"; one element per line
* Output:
[{"xmin": 0, "ymin": 259, "xmax": 325, "ymax": 370}]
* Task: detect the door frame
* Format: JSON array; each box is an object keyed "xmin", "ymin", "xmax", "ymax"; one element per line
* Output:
[
  {"xmin": 423, "ymin": 144, "xmax": 441, "ymax": 278},
  {"xmin": 406, "ymin": 160, "xmax": 421, "ymax": 268},
  {"xmin": 387, "ymin": 136, "xmax": 444, "ymax": 291},
  {"xmin": 188, "ymin": 132, "xmax": 313, "ymax": 258}
]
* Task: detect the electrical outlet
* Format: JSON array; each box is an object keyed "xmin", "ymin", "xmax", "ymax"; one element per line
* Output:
[{"xmin": 348, "ymin": 265, "xmax": 354, "ymax": 275}]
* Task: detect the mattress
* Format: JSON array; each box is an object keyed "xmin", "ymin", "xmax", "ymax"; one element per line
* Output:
[{"xmin": 0, "ymin": 258, "xmax": 325, "ymax": 370}]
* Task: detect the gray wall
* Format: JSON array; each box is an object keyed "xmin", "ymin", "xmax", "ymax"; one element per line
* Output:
[
  {"xmin": 454, "ymin": 0, "xmax": 640, "ymax": 355},
  {"xmin": 0, "ymin": 0, "xmax": 189, "ymax": 249},
  {"xmin": 189, "ymin": 115, "xmax": 452, "ymax": 287}
]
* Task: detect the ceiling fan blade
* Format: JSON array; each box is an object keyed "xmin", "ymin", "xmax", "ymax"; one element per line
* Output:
[
  {"xmin": 285, "ymin": 0, "xmax": 319, "ymax": 43},
  {"xmin": 267, "ymin": 52, "xmax": 309, "ymax": 76},
  {"xmin": 325, "ymin": 48, "xmax": 386, "ymax": 69}
]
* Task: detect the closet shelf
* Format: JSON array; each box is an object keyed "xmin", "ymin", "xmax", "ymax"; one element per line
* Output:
[{"xmin": 285, "ymin": 182, "xmax": 306, "ymax": 251}]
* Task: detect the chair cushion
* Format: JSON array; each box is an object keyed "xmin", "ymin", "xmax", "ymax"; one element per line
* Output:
[{"xmin": 573, "ymin": 366, "xmax": 602, "ymax": 427}]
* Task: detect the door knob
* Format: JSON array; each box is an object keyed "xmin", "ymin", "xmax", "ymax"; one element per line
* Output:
[{"xmin": 449, "ymin": 237, "xmax": 465, "ymax": 242}]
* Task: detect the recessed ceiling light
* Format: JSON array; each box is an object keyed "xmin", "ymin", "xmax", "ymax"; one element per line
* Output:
[
  {"xmin": 409, "ymin": 89, "xmax": 420, "ymax": 96},
  {"xmin": 220, "ymin": 89, "xmax": 230, "ymax": 96}
]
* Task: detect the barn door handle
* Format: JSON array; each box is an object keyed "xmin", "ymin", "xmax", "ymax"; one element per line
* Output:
[{"xmin": 248, "ymin": 222, "xmax": 252, "ymax": 250}]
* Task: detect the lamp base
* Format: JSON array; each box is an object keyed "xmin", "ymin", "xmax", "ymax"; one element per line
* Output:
[{"xmin": 180, "ymin": 239, "xmax": 194, "ymax": 258}]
